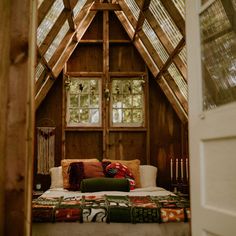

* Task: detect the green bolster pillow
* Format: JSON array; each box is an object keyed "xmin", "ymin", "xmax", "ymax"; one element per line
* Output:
[{"xmin": 80, "ymin": 177, "xmax": 130, "ymax": 192}]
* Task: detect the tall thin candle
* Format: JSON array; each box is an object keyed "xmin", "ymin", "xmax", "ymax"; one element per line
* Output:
[
  {"xmin": 170, "ymin": 158, "xmax": 173, "ymax": 180},
  {"xmin": 181, "ymin": 158, "xmax": 184, "ymax": 180},
  {"xmin": 186, "ymin": 158, "xmax": 189, "ymax": 181},
  {"xmin": 176, "ymin": 158, "xmax": 178, "ymax": 181}
]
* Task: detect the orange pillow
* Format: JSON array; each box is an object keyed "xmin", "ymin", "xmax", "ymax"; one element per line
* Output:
[
  {"xmin": 61, "ymin": 159, "xmax": 99, "ymax": 189},
  {"xmin": 103, "ymin": 159, "xmax": 141, "ymax": 188}
]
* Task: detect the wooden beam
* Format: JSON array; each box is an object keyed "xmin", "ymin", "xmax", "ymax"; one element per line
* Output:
[
  {"xmin": 138, "ymin": 30, "xmax": 163, "ymax": 68},
  {"xmin": 38, "ymin": 0, "xmax": 54, "ymax": 26},
  {"xmin": 63, "ymin": 0, "xmax": 76, "ymax": 30},
  {"xmin": 164, "ymin": 72, "xmax": 188, "ymax": 113},
  {"xmin": 133, "ymin": 0, "xmax": 151, "ymax": 40},
  {"xmin": 144, "ymin": 9, "xmax": 187, "ymax": 79},
  {"xmin": 39, "ymin": 11, "xmax": 68, "ymax": 56},
  {"xmin": 35, "ymin": 75, "xmax": 54, "ymax": 109},
  {"xmin": 115, "ymin": 11, "xmax": 159, "ymax": 77},
  {"xmin": 159, "ymin": 0, "xmax": 185, "ymax": 36},
  {"xmin": 35, "ymin": 7, "xmax": 97, "ymax": 109},
  {"xmin": 0, "ymin": 0, "xmax": 36, "ymax": 235},
  {"xmin": 103, "ymin": 10, "xmax": 109, "ymax": 160},
  {"xmin": 156, "ymin": 38, "xmax": 185, "ymax": 80},
  {"xmin": 158, "ymin": 77, "xmax": 188, "ymax": 123},
  {"xmin": 0, "ymin": 0, "xmax": 10, "ymax": 234},
  {"xmin": 90, "ymin": 3, "xmax": 121, "ymax": 11}
]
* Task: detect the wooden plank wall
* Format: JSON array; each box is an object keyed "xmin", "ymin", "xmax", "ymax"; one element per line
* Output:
[
  {"xmin": 149, "ymin": 75, "xmax": 188, "ymax": 190},
  {"xmin": 35, "ymin": 74, "xmax": 63, "ymax": 190}
]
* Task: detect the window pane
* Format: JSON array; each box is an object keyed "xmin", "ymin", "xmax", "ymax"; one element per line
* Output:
[
  {"xmin": 200, "ymin": 0, "xmax": 236, "ymax": 110},
  {"xmin": 123, "ymin": 109, "xmax": 132, "ymax": 123},
  {"xmin": 111, "ymin": 78, "xmax": 145, "ymax": 126},
  {"xmin": 66, "ymin": 77, "xmax": 101, "ymax": 126}
]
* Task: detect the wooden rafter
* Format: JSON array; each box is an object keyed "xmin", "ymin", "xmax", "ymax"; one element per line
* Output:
[
  {"xmin": 158, "ymin": 76, "xmax": 188, "ymax": 123},
  {"xmin": 163, "ymin": 71, "xmax": 188, "ymax": 113},
  {"xmin": 133, "ymin": 0, "xmax": 151, "ymax": 40},
  {"xmin": 35, "ymin": 2, "xmax": 97, "ymax": 109},
  {"xmin": 90, "ymin": 3, "xmax": 121, "ymax": 11},
  {"xmin": 38, "ymin": 0, "xmax": 55, "ymax": 26},
  {"xmin": 117, "ymin": 0, "xmax": 187, "ymax": 120},
  {"xmin": 156, "ymin": 38, "xmax": 185, "ymax": 80},
  {"xmin": 115, "ymin": 10, "xmax": 159, "ymax": 76},
  {"xmin": 144, "ymin": 9, "xmax": 187, "ymax": 79},
  {"xmin": 39, "ymin": 10, "xmax": 67, "ymax": 55},
  {"xmin": 159, "ymin": 0, "xmax": 185, "ymax": 36},
  {"xmin": 63, "ymin": 0, "xmax": 77, "ymax": 30}
]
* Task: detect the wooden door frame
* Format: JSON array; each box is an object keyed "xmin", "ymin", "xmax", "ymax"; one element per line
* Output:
[{"xmin": 0, "ymin": 0, "xmax": 36, "ymax": 235}]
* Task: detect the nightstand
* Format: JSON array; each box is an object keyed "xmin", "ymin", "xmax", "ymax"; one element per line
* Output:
[{"xmin": 32, "ymin": 190, "xmax": 44, "ymax": 199}]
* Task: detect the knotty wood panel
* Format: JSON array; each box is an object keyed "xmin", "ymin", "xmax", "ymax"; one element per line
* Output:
[
  {"xmin": 109, "ymin": 44, "xmax": 146, "ymax": 72},
  {"xmin": 65, "ymin": 131, "xmax": 103, "ymax": 160},
  {"xmin": 81, "ymin": 11, "xmax": 103, "ymax": 40},
  {"xmin": 108, "ymin": 132, "xmax": 147, "ymax": 164},
  {"xmin": 109, "ymin": 12, "xmax": 130, "ymax": 40},
  {"xmin": 67, "ymin": 44, "xmax": 103, "ymax": 72},
  {"xmin": 149, "ymin": 74, "xmax": 185, "ymax": 190}
]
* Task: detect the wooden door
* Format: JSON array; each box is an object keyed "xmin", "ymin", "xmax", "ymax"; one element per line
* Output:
[{"xmin": 186, "ymin": 0, "xmax": 236, "ymax": 235}]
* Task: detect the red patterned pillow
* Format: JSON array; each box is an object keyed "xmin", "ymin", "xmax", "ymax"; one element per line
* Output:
[{"xmin": 106, "ymin": 162, "xmax": 135, "ymax": 190}]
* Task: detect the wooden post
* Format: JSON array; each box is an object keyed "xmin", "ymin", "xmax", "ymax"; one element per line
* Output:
[
  {"xmin": 103, "ymin": 10, "xmax": 110, "ymax": 159},
  {"xmin": 0, "ymin": 0, "xmax": 36, "ymax": 235}
]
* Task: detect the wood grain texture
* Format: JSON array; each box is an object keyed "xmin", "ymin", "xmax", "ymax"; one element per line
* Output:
[{"xmin": 0, "ymin": 0, "xmax": 36, "ymax": 235}]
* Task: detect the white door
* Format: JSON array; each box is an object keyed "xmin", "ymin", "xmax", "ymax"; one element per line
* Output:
[{"xmin": 186, "ymin": 0, "xmax": 236, "ymax": 236}]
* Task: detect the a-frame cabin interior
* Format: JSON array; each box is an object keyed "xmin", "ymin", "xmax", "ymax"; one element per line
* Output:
[
  {"xmin": 34, "ymin": 0, "xmax": 188, "ymax": 192},
  {"xmin": 1, "ymin": 0, "xmax": 235, "ymax": 235}
]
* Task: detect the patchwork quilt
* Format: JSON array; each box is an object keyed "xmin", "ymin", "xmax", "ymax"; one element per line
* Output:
[{"xmin": 32, "ymin": 195, "xmax": 190, "ymax": 223}]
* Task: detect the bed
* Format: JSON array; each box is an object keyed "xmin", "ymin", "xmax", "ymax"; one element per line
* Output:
[{"xmin": 32, "ymin": 160, "xmax": 191, "ymax": 236}]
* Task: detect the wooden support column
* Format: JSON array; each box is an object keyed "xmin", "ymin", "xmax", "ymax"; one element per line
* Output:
[
  {"xmin": 103, "ymin": 10, "xmax": 110, "ymax": 159},
  {"xmin": 0, "ymin": 0, "xmax": 36, "ymax": 235}
]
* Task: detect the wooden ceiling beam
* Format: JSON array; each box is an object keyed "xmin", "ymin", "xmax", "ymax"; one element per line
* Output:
[
  {"xmin": 156, "ymin": 38, "xmax": 185, "ymax": 80},
  {"xmin": 163, "ymin": 71, "xmax": 188, "ymax": 113},
  {"xmin": 144, "ymin": 9, "xmax": 187, "ymax": 79},
  {"xmin": 117, "ymin": 0, "xmax": 137, "ymax": 27},
  {"xmin": 38, "ymin": 0, "xmax": 55, "ymax": 26},
  {"xmin": 137, "ymin": 30, "xmax": 163, "ymax": 68},
  {"xmin": 39, "ymin": 10, "xmax": 67, "ymax": 55},
  {"xmin": 115, "ymin": 10, "xmax": 159, "ymax": 76},
  {"xmin": 159, "ymin": 0, "xmax": 185, "ymax": 36},
  {"xmin": 35, "ymin": 7, "xmax": 97, "ymax": 109},
  {"xmin": 90, "ymin": 3, "xmax": 121, "ymax": 11},
  {"xmin": 157, "ymin": 76, "xmax": 188, "ymax": 123},
  {"xmin": 133, "ymin": 0, "xmax": 151, "ymax": 40},
  {"xmin": 63, "ymin": 0, "xmax": 76, "ymax": 31}
]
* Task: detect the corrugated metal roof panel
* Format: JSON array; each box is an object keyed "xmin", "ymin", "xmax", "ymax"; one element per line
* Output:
[
  {"xmin": 149, "ymin": 0, "xmax": 182, "ymax": 48},
  {"xmin": 37, "ymin": 0, "xmax": 64, "ymax": 46},
  {"xmin": 124, "ymin": 0, "xmax": 140, "ymax": 21},
  {"xmin": 44, "ymin": 20, "xmax": 70, "ymax": 62},
  {"xmin": 142, "ymin": 19, "xmax": 169, "ymax": 63}
]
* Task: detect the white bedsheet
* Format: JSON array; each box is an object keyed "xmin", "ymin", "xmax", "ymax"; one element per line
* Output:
[
  {"xmin": 40, "ymin": 186, "xmax": 175, "ymax": 198},
  {"xmin": 33, "ymin": 187, "xmax": 190, "ymax": 236}
]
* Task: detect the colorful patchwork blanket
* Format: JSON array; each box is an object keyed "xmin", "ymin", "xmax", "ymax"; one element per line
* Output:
[{"xmin": 32, "ymin": 195, "xmax": 190, "ymax": 223}]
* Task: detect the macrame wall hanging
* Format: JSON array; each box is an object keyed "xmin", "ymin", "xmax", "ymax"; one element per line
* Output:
[{"xmin": 37, "ymin": 127, "xmax": 55, "ymax": 174}]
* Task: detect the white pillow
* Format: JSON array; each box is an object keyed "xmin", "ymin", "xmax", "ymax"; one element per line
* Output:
[
  {"xmin": 49, "ymin": 166, "xmax": 63, "ymax": 189},
  {"xmin": 139, "ymin": 165, "xmax": 157, "ymax": 188}
]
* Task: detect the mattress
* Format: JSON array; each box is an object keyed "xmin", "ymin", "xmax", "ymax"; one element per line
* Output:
[{"xmin": 32, "ymin": 187, "xmax": 190, "ymax": 236}]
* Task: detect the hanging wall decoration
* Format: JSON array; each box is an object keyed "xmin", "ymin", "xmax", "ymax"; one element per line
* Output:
[{"xmin": 37, "ymin": 127, "xmax": 55, "ymax": 174}]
